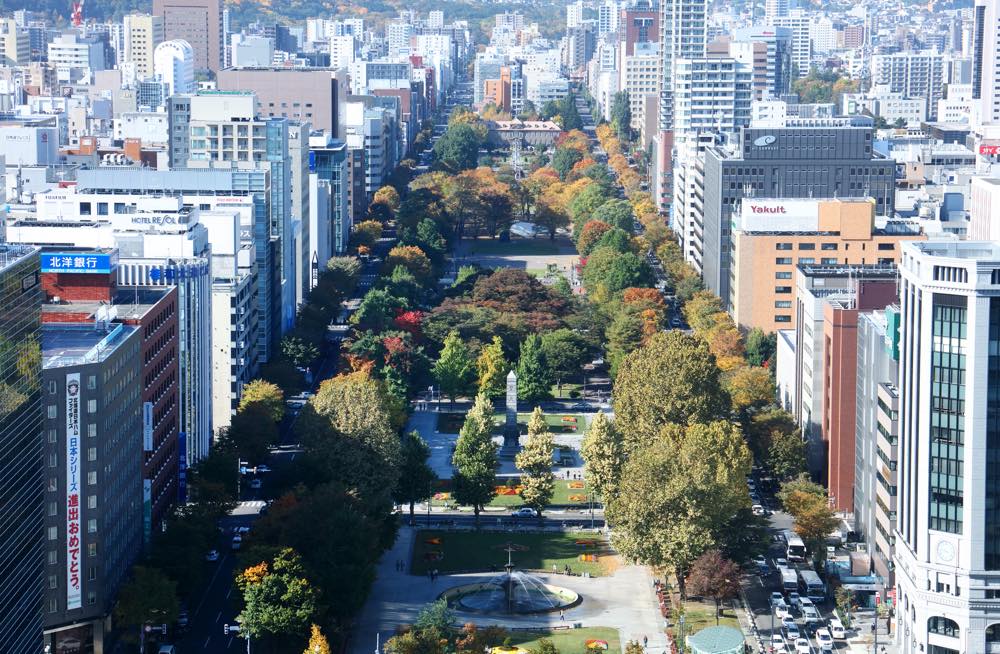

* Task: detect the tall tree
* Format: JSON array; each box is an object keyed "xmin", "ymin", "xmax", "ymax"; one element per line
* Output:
[
  {"xmin": 516, "ymin": 407, "xmax": 555, "ymax": 515},
  {"xmin": 304, "ymin": 624, "xmax": 332, "ymax": 654},
  {"xmin": 114, "ymin": 566, "xmax": 180, "ymax": 642},
  {"xmin": 745, "ymin": 328, "xmax": 777, "ymax": 367},
  {"xmin": 605, "ymin": 421, "xmax": 751, "ymax": 597},
  {"xmin": 725, "ymin": 366, "xmax": 775, "ymax": 414},
  {"xmin": 451, "ymin": 394, "xmax": 499, "ymax": 524},
  {"xmin": 434, "ymin": 122, "xmax": 482, "ymax": 172},
  {"xmin": 516, "ymin": 334, "xmax": 553, "ymax": 402},
  {"xmin": 612, "ymin": 331, "xmax": 728, "ymax": 453},
  {"xmin": 395, "ymin": 431, "xmax": 436, "ymax": 520},
  {"xmin": 540, "ymin": 328, "xmax": 589, "ymax": 395},
  {"xmin": 434, "ymin": 331, "xmax": 476, "ymax": 406},
  {"xmin": 238, "ymin": 379, "xmax": 285, "ymax": 422},
  {"xmin": 769, "ymin": 429, "xmax": 808, "ymax": 481},
  {"xmin": 281, "ymin": 335, "xmax": 320, "ymax": 369},
  {"xmin": 476, "ymin": 336, "xmax": 510, "ymax": 398},
  {"xmin": 236, "ymin": 549, "xmax": 320, "ymax": 639},
  {"xmin": 686, "ymin": 550, "xmax": 742, "ymax": 623},
  {"xmin": 580, "ymin": 411, "xmax": 624, "ymax": 501}
]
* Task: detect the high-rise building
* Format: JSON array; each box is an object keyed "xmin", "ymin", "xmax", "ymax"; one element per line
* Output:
[
  {"xmin": 895, "ymin": 240, "xmax": 1000, "ymax": 654},
  {"xmin": 598, "ymin": 1, "xmax": 621, "ymax": 37},
  {"xmin": 732, "ymin": 26, "xmax": 793, "ymax": 98},
  {"xmin": 620, "ymin": 1, "xmax": 658, "ymax": 57},
  {"xmin": 0, "ymin": 244, "xmax": 44, "ymax": 654},
  {"xmin": 153, "ymin": 0, "xmax": 223, "ymax": 72},
  {"xmin": 215, "ymin": 68, "xmax": 347, "ymax": 136},
  {"xmin": 654, "ymin": 0, "xmax": 708, "ymax": 211},
  {"xmin": 154, "ymin": 39, "xmax": 195, "ymax": 96},
  {"xmin": 567, "ymin": 0, "xmax": 585, "ymax": 29},
  {"xmin": 973, "ymin": 0, "xmax": 1000, "ymax": 129},
  {"xmin": 872, "ymin": 50, "xmax": 945, "ymax": 121},
  {"xmin": 771, "ymin": 11, "xmax": 811, "ymax": 78},
  {"xmin": 123, "ymin": 14, "xmax": 164, "ymax": 78},
  {"xmin": 0, "ymin": 17, "xmax": 30, "ymax": 66},
  {"xmin": 764, "ymin": 0, "xmax": 788, "ymax": 22}
]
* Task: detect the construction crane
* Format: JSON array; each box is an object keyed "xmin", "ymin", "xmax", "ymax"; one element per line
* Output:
[{"xmin": 71, "ymin": 0, "xmax": 84, "ymax": 27}]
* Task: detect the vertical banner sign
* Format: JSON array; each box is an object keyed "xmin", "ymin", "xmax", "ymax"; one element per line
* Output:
[
  {"xmin": 142, "ymin": 401, "xmax": 153, "ymax": 452},
  {"xmin": 65, "ymin": 373, "xmax": 82, "ymax": 610},
  {"xmin": 177, "ymin": 431, "xmax": 188, "ymax": 504},
  {"xmin": 143, "ymin": 479, "xmax": 152, "ymax": 545}
]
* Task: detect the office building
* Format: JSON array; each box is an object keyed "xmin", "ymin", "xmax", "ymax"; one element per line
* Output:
[
  {"xmin": 970, "ymin": 176, "xmax": 1000, "ymax": 239},
  {"xmin": 771, "ymin": 11, "xmax": 811, "ymax": 78},
  {"xmin": 894, "ymin": 241, "xmax": 1000, "ymax": 654},
  {"xmin": 973, "ymin": 0, "xmax": 1000, "ymax": 129},
  {"xmin": 0, "ymin": 244, "xmax": 44, "ymax": 654},
  {"xmin": 620, "ymin": 42, "xmax": 660, "ymax": 133},
  {"xmin": 40, "ymin": 320, "xmax": 142, "ymax": 654},
  {"xmin": 216, "ymin": 68, "xmax": 346, "ymax": 136},
  {"xmin": 123, "ymin": 14, "xmax": 164, "ymax": 78},
  {"xmin": 154, "ymin": 39, "xmax": 195, "ymax": 96},
  {"xmin": 0, "ymin": 17, "xmax": 30, "ymax": 66},
  {"xmin": 732, "ymin": 26, "xmax": 793, "ymax": 98},
  {"xmin": 153, "ymin": 0, "xmax": 223, "ymax": 71},
  {"xmin": 764, "ymin": 0, "xmax": 788, "ymax": 22},
  {"xmin": 620, "ymin": 1, "xmax": 658, "ymax": 57},
  {"xmin": 872, "ymin": 51, "xmax": 945, "ymax": 121},
  {"xmin": 48, "ymin": 33, "xmax": 106, "ymax": 82},
  {"xmin": 854, "ymin": 306, "xmax": 901, "ymax": 583},
  {"xmin": 700, "ymin": 122, "xmax": 896, "ymax": 308},
  {"xmin": 730, "ymin": 198, "xmax": 922, "ymax": 333}
]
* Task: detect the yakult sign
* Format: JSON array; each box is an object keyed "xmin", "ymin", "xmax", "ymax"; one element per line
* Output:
[
  {"xmin": 65, "ymin": 373, "xmax": 82, "ymax": 610},
  {"xmin": 739, "ymin": 199, "xmax": 820, "ymax": 232}
]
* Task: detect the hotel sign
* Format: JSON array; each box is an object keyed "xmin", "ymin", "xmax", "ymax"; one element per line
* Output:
[{"xmin": 65, "ymin": 373, "xmax": 82, "ymax": 610}]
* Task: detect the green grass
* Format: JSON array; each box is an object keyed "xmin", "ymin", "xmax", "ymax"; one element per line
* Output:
[
  {"xmin": 677, "ymin": 601, "xmax": 741, "ymax": 633},
  {"xmin": 428, "ymin": 478, "xmax": 597, "ymax": 508},
  {"xmin": 411, "ymin": 530, "xmax": 612, "ymax": 576},
  {"xmin": 435, "ymin": 412, "xmax": 587, "ymax": 435},
  {"xmin": 461, "ymin": 238, "xmax": 564, "ymax": 256},
  {"xmin": 508, "ymin": 628, "xmax": 622, "ymax": 654}
]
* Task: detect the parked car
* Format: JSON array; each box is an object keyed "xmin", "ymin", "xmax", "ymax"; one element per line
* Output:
[
  {"xmin": 513, "ymin": 507, "xmax": 537, "ymax": 518},
  {"xmin": 829, "ymin": 618, "xmax": 847, "ymax": 639},
  {"xmin": 205, "ymin": 549, "xmax": 219, "ymax": 562},
  {"xmin": 815, "ymin": 628, "xmax": 834, "ymax": 652}
]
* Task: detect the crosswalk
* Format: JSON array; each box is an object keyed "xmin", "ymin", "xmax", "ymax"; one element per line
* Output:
[{"xmin": 239, "ymin": 500, "xmax": 266, "ymax": 509}]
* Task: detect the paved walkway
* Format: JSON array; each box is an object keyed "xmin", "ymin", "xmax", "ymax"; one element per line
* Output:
[{"xmin": 350, "ymin": 527, "xmax": 668, "ymax": 654}]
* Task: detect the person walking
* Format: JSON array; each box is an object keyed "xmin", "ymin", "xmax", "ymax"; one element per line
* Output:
[
  {"xmin": 643, "ymin": 636, "xmax": 648, "ymax": 649},
  {"xmin": 560, "ymin": 609, "xmax": 565, "ymax": 621}
]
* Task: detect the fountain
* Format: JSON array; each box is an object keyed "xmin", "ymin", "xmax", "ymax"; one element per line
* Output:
[{"xmin": 441, "ymin": 546, "xmax": 580, "ymax": 615}]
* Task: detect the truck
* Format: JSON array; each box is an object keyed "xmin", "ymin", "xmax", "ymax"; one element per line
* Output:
[
  {"xmin": 784, "ymin": 529, "xmax": 807, "ymax": 562},
  {"xmin": 780, "ymin": 567, "xmax": 799, "ymax": 592}
]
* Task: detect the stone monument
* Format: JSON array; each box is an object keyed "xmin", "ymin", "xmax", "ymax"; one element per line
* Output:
[{"xmin": 503, "ymin": 370, "xmax": 519, "ymax": 452}]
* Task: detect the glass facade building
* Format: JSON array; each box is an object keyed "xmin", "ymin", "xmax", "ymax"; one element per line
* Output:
[{"xmin": 0, "ymin": 244, "xmax": 43, "ymax": 653}]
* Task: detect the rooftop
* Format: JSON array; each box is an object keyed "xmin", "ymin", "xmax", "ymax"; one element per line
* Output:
[
  {"xmin": 797, "ymin": 263, "xmax": 899, "ymax": 279},
  {"xmin": 906, "ymin": 240, "xmax": 1000, "ymax": 261},
  {"xmin": 42, "ymin": 323, "xmax": 137, "ymax": 369},
  {"xmin": 42, "ymin": 288, "xmax": 171, "ymax": 321},
  {"xmin": 0, "ymin": 243, "xmax": 39, "ymax": 272}
]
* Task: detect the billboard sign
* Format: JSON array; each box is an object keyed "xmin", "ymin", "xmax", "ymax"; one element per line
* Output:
[
  {"xmin": 142, "ymin": 402, "xmax": 153, "ymax": 452},
  {"xmin": 980, "ymin": 144, "xmax": 1000, "ymax": 156},
  {"xmin": 41, "ymin": 252, "xmax": 117, "ymax": 274},
  {"xmin": 739, "ymin": 199, "xmax": 820, "ymax": 232},
  {"xmin": 65, "ymin": 373, "xmax": 82, "ymax": 610}
]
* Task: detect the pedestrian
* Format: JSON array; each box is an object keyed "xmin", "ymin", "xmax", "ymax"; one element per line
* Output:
[
  {"xmin": 643, "ymin": 636, "xmax": 648, "ymax": 648},
  {"xmin": 560, "ymin": 609, "xmax": 565, "ymax": 621}
]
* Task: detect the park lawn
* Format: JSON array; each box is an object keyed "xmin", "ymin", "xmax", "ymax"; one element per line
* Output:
[
  {"xmin": 508, "ymin": 627, "xmax": 622, "ymax": 654},
  {"xmin": 427, "ymin": 478, "xmax": 595, "ymax": 508},
  {"xmin": 678, "ymin": 601, "xmax": 741, "ymax": 633},
  {"xmin": 435, "ymin": 412, "xmax": 586, "ymax": 435},
  {"xmin": 461, "ymin": 238, "xmax": 563, "ymax": 256},
  {"xmin": 411, "ymin": 530, "xmax": 611, "ymax": 576}
]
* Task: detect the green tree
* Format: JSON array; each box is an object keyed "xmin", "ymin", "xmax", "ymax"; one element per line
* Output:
[
  {"xmin": 610, "ymin": 91, "xmax": 632, "ymax": 141},
  {"xmin": 591, "ymin": 227, "xmax": 634, "ymax": 255},
  {"xmin": 516, "ymin": 407, "xmax": 555, "ymax": 515},
  {"xmin": 238, "ymin": 379, "xmax": 285, "ymax": 422},
  {"xmin": 434, "ymin": 122, "xmax": 482, "ymax": 172},
  {"xmin": 581, "ymin": 248, "xmax": 653, "ymax": 297},
  {"xmin": 516, "ymin": 334, "xmax": 553, "ymax": 402},
  {"xmin": 746, "ymin": 406, "xmax": 799, "ymax": 459},
  {"xmin": 394, "ymin": 431, "xmax": 436, "ymax": 520},
  {"xmin": 415, "ymin": 599, "xmax": 455, "ymax": 632},
  {"xmin": 304, "ymin": 624, "xmax": 332, "ymax": 654},
  {"xmin": 540, "ymin": 328, "xmax": 588, "ymax": 394},
  {"xmin": 531, "ymin": 639, "xmax": 559, "ymax": 654},
  {"xmin": 769, "ymin": 429, "xmax": 808, "ymax": 481},
  {"xmin": 569, "ymin": 184, "xmax": 610, "ymax": 226},
  {"xmin": 451, "ymin": 394, "xmax": 500, "ymax": 524},
  {"xmin": 476, "ymin": 336, "xmax": 510, "ymax": 398},
  {"xmin": 605, "ymin": 311, "xmax": 643, "ymax": 376},
  {"xmin": 685, "ymin": 550, "xmax": 741, "ymax": 623},
  {"xmin": 281, "ymin": 335, "xmax": 320, "ymax": 369},
  {"xmin": 580, "ymin": 411, "xmax": 624, "ymax": 500},
  {"xmin": 558, "ymin": 94, "xmax": 583, "ymax": 130},
  {"xmin": 236, "ymin": 549, "xmax": 320, "ymax": 638},
  {"xmin": 434, "ymin": 331, "xmax": 476, "ymax": 406},
  {"xmin": 613, "ymin": 331, "xmax": 728, "ymax": 452},
  {"xmin": 114, "ymin": 566, "xmax": 179, "ymax": 642},
  {"xmin": 551, "ymin": 147, "xmax": 584, "ymax": 180},
  {"xmin": 385, "ymin": 627, "xmax": 447, "ymax": 654},
  {"xmin": 224, "ymin": 403, "xmax": 278, "ymax": 464},
  {"xmin": 744, "ymin": 328, "xmax": 777, "ymax": 367},
  {"xmin": 352, "ymin": 288, "xmax": 408, "ymax": 333},
  {"xmin": 592, "ymin": 199, "xmax": 635, "ymax": 233},
  {"xmin": 606, "ymin": 421, "xmax": 752, "ymax": 597}
]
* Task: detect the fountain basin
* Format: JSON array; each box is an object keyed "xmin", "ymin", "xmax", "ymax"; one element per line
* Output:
[{"xmin": 441, "ymin": 573, "xmax": 581, "ymax": 614}]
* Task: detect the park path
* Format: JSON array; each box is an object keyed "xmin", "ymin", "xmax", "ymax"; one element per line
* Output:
[{"xmin": 349, "ymin": 526, "xmax": 669, "ymax": 654}]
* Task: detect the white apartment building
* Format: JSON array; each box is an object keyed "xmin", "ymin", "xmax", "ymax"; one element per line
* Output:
[
  {"xmin": 598, "ymin": 1, "xmax": 620, "ymax": 36},
  {"xmin": 48, "ymin": 33, "xmax": 105, "ymax": 82},
  {"xmin": 123, "ymin": 14, "xmax": 164, "ymax": 78},
  {"xmin": 154, "ymin": 39, "xmax": 195, "ymax": 96},
  {"xmin": 230, "ymin": 35, "xmax": 274, "ymax": 68},
  {"xmin": 872, "ymin": 50, "xmax": 945, "ymax": 121},
  {"xmin": 937, "ymin": 83, "xmax": 973, "ymax": 124},
  {"xmin": 329, "ymin": 34, "xmax": 356, "ymax": 70},
  {"xmin": 895, "ymin": 240, "xmax": 1000, "ymax": 654},
  {"xmin": 567, "ymin": 1, "xmax": 585, "ymax": 29},
  {"xmin": 620, "ymin": 42, "xmax": 660, "ymax": 132},
  {"xmin": 772, "ymin": 11, "xmax": 812, "ymax": 78},
  {"xmin": 973, "ymin": 0, "xmax": 1000, "ymax": 130}
]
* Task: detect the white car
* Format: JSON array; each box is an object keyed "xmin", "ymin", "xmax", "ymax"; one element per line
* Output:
[
  {"xmin": 231, "ymin": 535, "xmax": 242, "ymax": 551},
  {"xmin": 815, "ymin": 628, "xmax": 834, "ymax": 652},
  {"xmin": 793, "ymin": 637, "xmax": 811, "ymax": 653},
  {"xmin": 781, "ymin": 615, "xmax": 797, "ymax": 630},
  {"xmin": 513, "ymin": 507, "xmax": 537, "ymax": 518},
  {"xmin": 784, "ymin": 622, "xmax": 801, "ymax": 640},
  {"xmin": 802, "ymin": 606, "xmax": 821, "ymax": 623},
  {"xmin": 752, "ymin": 504, "xmax": 766, "ymax": 516},
  {"xmin": 775, "ymin": 601, "xmax": 791, "ymax": 620},
  {"xmin": 770, "ymin": 592, "xmax": 786, "ymax": 607},
  {"xmin": 788, "ymin": 592, "xmax": 803, "ymax": 608},
  {"xmin": 829, "ymin": 617, "xmax": 846, "ymax": 639},
  {"xmin": 770, "ymin": 634, "xmax": 787, "ymax": 652},
  {"xmin": 775, "ymin": 557, "xmax": 789, "ymax": 568}
]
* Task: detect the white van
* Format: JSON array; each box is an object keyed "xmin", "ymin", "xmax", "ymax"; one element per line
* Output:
[{"xmin": 829, "ymin": 617, "xmax": 846, "ymax": 639}]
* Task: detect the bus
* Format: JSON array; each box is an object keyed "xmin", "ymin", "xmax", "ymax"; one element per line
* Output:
[
  {"xmin": 780, "ymin": 567, "xmax": 799, "ymax": 593},
  {"xmin": 784, "ymin": 530, "xmax": 807, "ymax": 562},
  {"xmin": 798, "ymin": 569, "xmax": 826, "ymax": 602}
]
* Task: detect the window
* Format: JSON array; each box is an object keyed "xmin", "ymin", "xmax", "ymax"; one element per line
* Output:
[
  {"xmin": 88, "ymin": 471, "xmax": 97, "ymax": 486},
  {"xmin": 48, "ymin": 452, "xmax": 57, "ymax": 468},
  {"xmin": 88, "ymin": 567, "xmax": 96, "ymax": 581},
  {"xmin": 49, "ymin": 574, "xmax": 57, "ymax": 589},
  {"xmin": 48, "ymin": 429, "xmax": 57, "ymax": 443},
  {"xmin": 821, "ymin": 243, "xmax": 838, "ymax": 251},
  {"xmin": 928, "ymin": 616, "xmax": 959, "ymax": 638},
  {"xmin": 930, "ymin": 296, "xmax": 967, "ymax": 535},
  {"xmin": 822, "ymin": 258, "xmax": 838, "ymax": 265},
  {"xmin": 87, "ymin": 519, "xmax": 97, "ymax": 534},
  {"xmin": 48, "ymin": 381, "xmax": 57, "ymax": 395},
  {"xmin": 88, "ymin": 543, "xmax": 97, "ymax": 557},
  {"xmin": 47, "ymin": 405, "xmax": 57, "ymax": 419},
  {"xmin": 776, "ymin": 257, "xmax": 793, "ymax": 265},
  {"xmin": 48, "ymin": 550, "xmax": 57, "ymax": 565},
  {"xmin": 87, "ymin": 399, "xmax": 97, "ymax": 413},
  {"xmin": 48, "ymin": 477, "xmax": 57, "ymax": 492},
  {"xmin": 88, "ymin": 591, "xmax": 96, "ymax": 606},
  {"xmin": 799, "ymin": 258, "xmax": 815, "ymax": 265},
  {"xmin": 97, "ymin": 202, "xmax": 108, "ymax": 216},
  {"xmin": 47, "ymin": 501, "xmax": 57, "ymax": 516},
  {"xmin": 49, "ymin": 598, "xmax": 58, "ymax": 613},
  {"xmin": 775, "ymin": 286, "xmax": 793, "ymax": 294},
  {"xmin": 798, "ymin": 243, "xmax": 815, "ymax": 250},
  {"xmin": 88, "ymin": 423, "xmax": 97, "ymax": 438},
  {"xmin": 88, "ymin": 495, "xmax": 97, "ymax": 509},
  {"xmin": 776, "ymin": 272, "xmax": 792, "ymax": 279},
  {"xmin": 776, "ymin": 243, "xmax": 793, "ymax": 250},
  {"xmin": 86, "ymin": 375, "xmax": 96, "ymax": 390},
  {"xmin": 47, "ymin": 526, "xmax": 57, "ymax": 541},
  {"xmin": 987, "ymin": 623, "xmax": 1000, "ymax": 641},
  {"xmin": 87, "ymin": 447, "xmax": 97, "ymax": 462},
  {"xmin": 878, "ymin": 243, "xmax": 895, "ymax": 251},
  {"xmin": 775, "ymin": 315, "xmax": 791, "ymax": 323},
  {"xmin": 775, "ymin": 301, "xmax": 792, "ymax": 308},
  {"xmin": 79, "ymin": 202, "xmax": 92, "ymax": 216}
]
